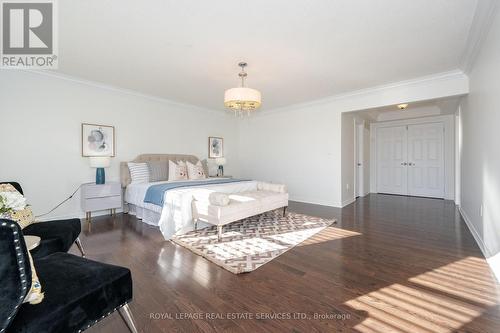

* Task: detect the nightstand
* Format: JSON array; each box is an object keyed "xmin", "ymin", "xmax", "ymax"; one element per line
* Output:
[{"xmin": 81, "ymin": 182, "xmax": 122, "ymax": 224}]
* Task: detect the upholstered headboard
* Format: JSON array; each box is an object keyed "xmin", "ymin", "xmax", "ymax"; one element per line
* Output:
[{"xmin": 120, "ymin": 154, "xmax": 208, "ymax": 187}]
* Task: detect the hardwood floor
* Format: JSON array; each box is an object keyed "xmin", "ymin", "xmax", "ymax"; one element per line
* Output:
[{"xmin": 77, "ymin": 194, "xmax": 500, "ymax": 333}]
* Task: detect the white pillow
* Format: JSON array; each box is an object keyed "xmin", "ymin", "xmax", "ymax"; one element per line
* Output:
[
  {"xmin": 257, "ymin": 182, "xmax": 287, "ymax": 193},
  {"xmin": 128, "ymin": 162, "xmax": 150, "ymax": 184},
  {"xmin": 168, "ymin": 160, "xmax": 188, "ymax": 181},
  {"xmin": 186, "ymin": 161, "xmax": 206, "ymax": 180}
]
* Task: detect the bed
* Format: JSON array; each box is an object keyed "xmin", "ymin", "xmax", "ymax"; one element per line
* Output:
[{"xmin": 121, "ymin": 154, "xmax": 259, "ymax": 239}]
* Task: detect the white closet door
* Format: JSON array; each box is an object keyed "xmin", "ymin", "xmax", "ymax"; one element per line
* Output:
[
  {"xmin": 376, "ymin": 126, "xmax": 408, "ymax": 195},
  {"xmin": 407, "ymin": 123, "xmax": 444, "ymax": 198}
]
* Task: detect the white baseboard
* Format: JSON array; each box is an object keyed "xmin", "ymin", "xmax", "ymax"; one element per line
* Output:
[
  {"xmin": 341, "ymin": 197, "xmax": 356, "ymax": 207},
  {"xmin": 459, "ymin": 206, "xmax": 487, "ymax": 254},
  {"xmin": 288, "ymin": 196, "xmax": 342, "ymax": 208},
  {"xmin": 459, "ymin": 206, "xmax": 500, "ymax": 283}
]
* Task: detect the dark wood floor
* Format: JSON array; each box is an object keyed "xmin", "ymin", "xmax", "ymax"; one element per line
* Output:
[{"xmin": 77, "ymin": 194, "xmax": 500, "ymax": 333}]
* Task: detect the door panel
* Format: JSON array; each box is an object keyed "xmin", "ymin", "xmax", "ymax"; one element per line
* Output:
[
  {"xmin": 376, "ymin": 126, "xmax": 408, "ymax": 195},
  {"xmin": 407, "ymin": 123, "xmax": 444, "ymax": 198}
]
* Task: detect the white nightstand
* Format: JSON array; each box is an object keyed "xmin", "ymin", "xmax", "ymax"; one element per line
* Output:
[{"xmin": 81, "ymin": 182, "xmax": 122, "ymax": 224}]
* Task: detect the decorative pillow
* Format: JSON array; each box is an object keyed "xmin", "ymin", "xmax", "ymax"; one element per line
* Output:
[
  {"xmin": 0, "ymin": 183, "xmax": 20, "ymax": 192},
  {"xmin": 168, "ymin": 160, "xmax": 188, "ymax": 181},
  {"xmin": 186, "ymin": 161, "xmax": 206, "ymax": 180},
  {"xmin": 24, "ymin": 252, "xmax": 44, "ymax": 304},
  {"xmin": 147, "ymin": 161, "xmax": 168, "ymax": 182},
  {"xmin": 0, "ymin": 184, "xmax": 36, "ymax": 229},
  {"xmin": 257, "ymin": 182, "xmax": 288, "ymax": 193},
  {"xmin": 128, "ymin": 162, "xmax": 150, "ymax": 184}
]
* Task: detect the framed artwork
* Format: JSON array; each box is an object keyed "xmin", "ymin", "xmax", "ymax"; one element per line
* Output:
[
  {"xmin": 82, "ymin": 123, "xmax": 115, "ymax": 157},
  {"xmin": 208, "ymin": 137, "xmax": 223, "ymax": 158}
]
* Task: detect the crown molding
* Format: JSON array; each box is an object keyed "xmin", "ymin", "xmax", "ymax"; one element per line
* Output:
[
  {"xmin": 460, "ymin": 0, "xmax": 499, "ymax": 73},
  {"xmin": 18, "ymin": 69, "xmax": 228, "ymax": 116},
  {"xmin": 255, "ymin": 70, "xmax": 468, "ymax": 117}
]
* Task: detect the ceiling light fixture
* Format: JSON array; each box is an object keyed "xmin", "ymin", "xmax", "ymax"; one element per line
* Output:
[
  {"xmin": 397, "ymin": 103, "xmax": 409, "ymax": 110},
  {"xmin": 224, "ymin": 62, "xmax": 262, "ymax": 116}
]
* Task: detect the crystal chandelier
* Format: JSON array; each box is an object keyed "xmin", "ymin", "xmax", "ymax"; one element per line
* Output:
[{"xmin": 224, "ymin": 62, "xmax": 262, "ymax": 116}]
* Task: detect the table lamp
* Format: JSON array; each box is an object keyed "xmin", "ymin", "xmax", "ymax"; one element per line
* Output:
[
  {"xmin": 215, "ymin": 157, "xmax": 226, "ymax": 177},
  {"xmin": 89, "ymin": 156, "xmax": 111, "ymax": 184}
]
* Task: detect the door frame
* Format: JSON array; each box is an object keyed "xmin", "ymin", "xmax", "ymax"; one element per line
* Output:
[{"xmin": 370, "ymin": 115, "xmax": 456, "ymax": 200}]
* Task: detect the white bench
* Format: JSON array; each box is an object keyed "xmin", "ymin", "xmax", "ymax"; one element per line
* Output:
[{"xmin": 192, "ymin": 182, "xmax": 289, "ymax": 241}]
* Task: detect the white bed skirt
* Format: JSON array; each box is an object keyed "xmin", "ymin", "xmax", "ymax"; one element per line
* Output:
[{"xmin": 127, "ymin": 204, "xmax": 161, "ymax": 226}]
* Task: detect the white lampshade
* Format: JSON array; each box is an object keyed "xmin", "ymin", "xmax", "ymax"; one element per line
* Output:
[
  {"xmin": 224, "ymin": 87, "xmax": 261, "ymax": 111},
  {"xmin": 89, "ymin": 156, "xmax": 111, "ymax": 168},
  {"xmin": 215, "ymin": 157, "xmax": 227, "ymax": 166}
]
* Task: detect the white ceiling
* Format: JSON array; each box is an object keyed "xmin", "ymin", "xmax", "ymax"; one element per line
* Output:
[{"xmin": 57, "ymin": 0, "xmax": 478, "ymax": 111}]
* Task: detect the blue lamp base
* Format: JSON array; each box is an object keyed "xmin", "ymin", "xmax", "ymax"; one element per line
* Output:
[
  {"xmin": 96, "ymin": 168, "xmax": 106, "ymax": 184},
  {"xmin": 217, "ymin": 165, "xmax": 224, "ymax": 177}
]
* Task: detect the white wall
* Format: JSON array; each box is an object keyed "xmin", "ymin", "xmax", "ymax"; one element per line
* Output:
[
  {"xmin": 238, "ymin": 105, "xmax": 343, "ymax": 207},
  {"xmin": 0, "ymin": 71, "xmax": 239, "ymax": 220},
  {"xmin": 458, "ymin": 6, "xmax": 500, "ymax": 280}
]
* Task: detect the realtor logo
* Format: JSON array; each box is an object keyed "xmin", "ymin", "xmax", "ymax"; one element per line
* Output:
[{"xmin": 1, "ymin": 0, "xmax": 58, "ymax": 68}]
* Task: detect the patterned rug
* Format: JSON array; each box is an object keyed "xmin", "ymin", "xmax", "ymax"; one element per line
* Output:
[{"xmin": 171, "ymin": 210, "xmax": 336, "ymax": 274}]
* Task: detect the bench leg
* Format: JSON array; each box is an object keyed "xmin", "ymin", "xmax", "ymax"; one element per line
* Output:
[
  {"xmin": 217, "ymin": 225, "xmax": 223, "ymax": 242},
  {"xmin": 283, "ymin": 206, "xmax": 287, "ymax": 217}
]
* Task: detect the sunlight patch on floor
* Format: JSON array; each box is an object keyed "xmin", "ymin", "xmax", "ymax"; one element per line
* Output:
[
  {"xmin": 268, "ymin": 227, "xmax": 326, "ymax": 245},
  {"xmin": 298, "ymin": 227, "xmax": 361, "ymax": 246},
  {"xmin": 345, "ymin": 257, "xmax": 500, "ymax": 333}
]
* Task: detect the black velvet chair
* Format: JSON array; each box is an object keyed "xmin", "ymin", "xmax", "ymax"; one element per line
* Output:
[
  {"xmin": 0, "ymin": 182, "xmax": 86, "ymax": 259},
  {"xmin": 0, "ymin": 219, "xmax": 138, "ymax": 333}
]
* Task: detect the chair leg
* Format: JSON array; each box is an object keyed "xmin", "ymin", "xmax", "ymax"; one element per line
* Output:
[
  {"xmin": 118, "ymin": 304, "xmax": 139, "ymax": 333},
  {"xmin": 75, "ymin": 237, "xmax": 86, "ymax": 257},
  {"xmin": 283, "ymin": 206, "xmax": 287, "ymax": 217}
]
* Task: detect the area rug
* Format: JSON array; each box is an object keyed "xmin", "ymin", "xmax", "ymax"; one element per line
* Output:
[{"xmin": 171, "ymin": 210, "xmax": 336, "ymax": 274}]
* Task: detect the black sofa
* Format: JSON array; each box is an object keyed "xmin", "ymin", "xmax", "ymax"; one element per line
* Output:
[
  {"xmin": 0, "ymin": 220, "xmax": 138, "ymax": 333},
  {"xmin": 0, "ymin": 182, "xmax": 86, "ymax": 259}
]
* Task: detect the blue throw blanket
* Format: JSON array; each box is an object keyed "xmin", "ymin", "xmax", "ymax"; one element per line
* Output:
[{"xmin": 144, "ymin": 178, "xmax": 251, "ymax": 207}]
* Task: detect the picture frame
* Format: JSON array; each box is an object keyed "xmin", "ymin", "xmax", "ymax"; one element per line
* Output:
[
  {"xmin": 208, "ymin": 137, "xmax": 223, "ymax": 158},
  {"xmin": 82, "ymin": 123, "xmax": 115, "ymax": 157}
]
